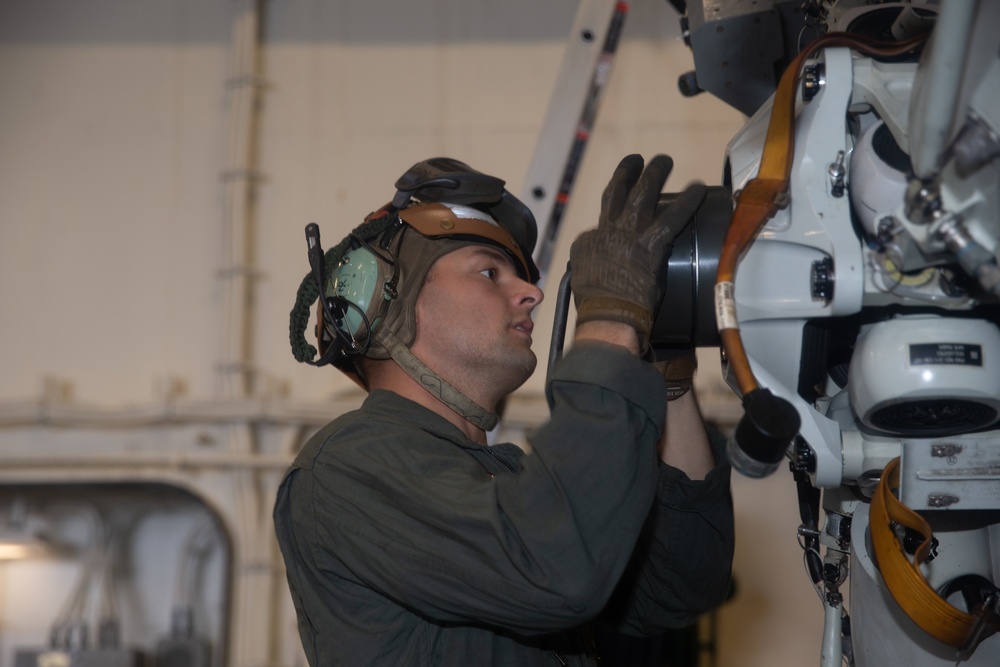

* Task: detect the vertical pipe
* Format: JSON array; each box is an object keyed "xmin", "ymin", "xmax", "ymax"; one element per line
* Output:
[
  {"xmin": 908, "ymin": 0, "xmax": 977, "ymax": 179},
  {"xmin": 819, "ymin": 596, "xmax": 842, "ymax": 667},
  {"xmin": 218, "ymin": 5, "xmax": 273, "ymax": 667},
  {"xmin": 220, "ymin": 0, "xmax": 265, "ymax": 399}
]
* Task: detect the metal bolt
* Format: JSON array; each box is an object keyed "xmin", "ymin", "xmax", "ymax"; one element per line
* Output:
[
  {"xmin": 828, "ymin": 151, "xmax": 846, "ymax": 198},
  {"xmin": 931, "ymin": 443, "xmax": 963, "ymax": 458},
  {"xmin": 802, "ymin": 64, "xmax": 824, "ymax": 101},
  {"xmin": 927, "ymin": 494, "xmax": 960, "ymax": 508}
]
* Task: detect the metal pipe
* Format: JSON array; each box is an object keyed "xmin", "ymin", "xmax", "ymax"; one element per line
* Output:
[
  {"xmin": 546, "ymin": 264, "xmax": 574, "ymax": 389},
  {"xmin": 908, "ymin": 0, "xmax": 977, "ymax": 179},
  {"xmin": 219, "ymin": 0, "xmax": 266, "ymax": 399},
  {"xmin": 0, "ymin": 452, "xmax": 292, "ymax": 470},
  {"xmin": 0, "ymin": 395, "xmax": 360, "ymax": 429}
]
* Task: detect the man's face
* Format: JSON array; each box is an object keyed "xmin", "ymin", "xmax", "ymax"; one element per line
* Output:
[{"xmin": 410, "ymin": 244, "xmax": 544, "ymax": 400}]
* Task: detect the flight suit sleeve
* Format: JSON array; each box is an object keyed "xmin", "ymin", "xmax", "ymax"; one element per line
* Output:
[{"xmin": 599, "ymin": 425, "xmax": 734, "ymax": 634}]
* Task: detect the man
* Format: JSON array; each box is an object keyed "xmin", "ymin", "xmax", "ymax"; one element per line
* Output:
[{"xmin": 277, "ymin": 154, "xmax": 733, "ymax": 665}]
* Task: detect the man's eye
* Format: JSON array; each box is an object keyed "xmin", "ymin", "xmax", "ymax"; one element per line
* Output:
[{"xmin": 480, "ymin": 268, "xmax": 497, "ymax": 280}]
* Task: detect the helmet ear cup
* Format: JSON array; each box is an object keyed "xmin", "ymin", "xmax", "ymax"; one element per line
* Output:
[{"xmin": 317, "ymin": 243, "xmax": 395, "ymax": 362}]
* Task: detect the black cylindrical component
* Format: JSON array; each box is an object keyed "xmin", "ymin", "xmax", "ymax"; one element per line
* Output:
[
  {"xmin": 678, "ymin": 70, "xmax": 702, "ymax": 97},
  {"xmin": 727, "ymin": 388, "xmax": 802, "ymax": 478},
  {"xmin": 650, "ymin": 185, "xmax": 733, "ymax": 349}
]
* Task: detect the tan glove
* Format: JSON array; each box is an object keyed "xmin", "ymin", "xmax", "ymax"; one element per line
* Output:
[{"xmin": 570, "ymin": 154, "xmax": 706, "ymax": 352}]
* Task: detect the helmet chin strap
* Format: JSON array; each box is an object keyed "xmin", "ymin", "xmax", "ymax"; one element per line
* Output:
[{"xmin": 378, "ymin": 329, "xmax": 500, "ymax": 432}]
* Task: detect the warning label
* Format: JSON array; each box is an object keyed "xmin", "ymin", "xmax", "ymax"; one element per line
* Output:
[{"xmin": 910, "ymin": 343, "xmax": 983, "ymax": 366}]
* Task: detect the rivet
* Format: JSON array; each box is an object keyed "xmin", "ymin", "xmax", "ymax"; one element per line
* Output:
[{"xmin": 440, "ymin": 219, "xmax": 455, "ymax": 230}]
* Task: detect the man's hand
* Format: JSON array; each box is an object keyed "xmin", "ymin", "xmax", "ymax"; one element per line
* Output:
[{"xmin": 570, "ymin": 154, "xmax": 706, "ymax": 353}]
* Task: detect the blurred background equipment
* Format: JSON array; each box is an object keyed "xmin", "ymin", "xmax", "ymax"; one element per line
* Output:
[{"xmin": 3, "ymin": 487, "xmax": 228, "ymax": 667}]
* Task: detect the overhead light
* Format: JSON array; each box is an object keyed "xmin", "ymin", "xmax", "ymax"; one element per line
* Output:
[
  {"xmin": 0, "ymin": 531, "xmax": 56, "ymax": 560},
  {"xmin": 0, "ymin": 499, "xmax": 63, "ymax": 561}
]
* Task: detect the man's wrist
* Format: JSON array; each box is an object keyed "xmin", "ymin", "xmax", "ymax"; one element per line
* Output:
[
  {"xmin": 574, "ymin": 320, "xmax": 641, "ymax": 356},
  {"xmin": 575, "ymin": 296, "xmax": 651, "ymax": 354}
]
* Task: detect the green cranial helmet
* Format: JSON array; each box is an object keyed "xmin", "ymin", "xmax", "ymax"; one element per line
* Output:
[{"xmin": 288, "ymin": 157, "xmax": 539, "ymax": 430}]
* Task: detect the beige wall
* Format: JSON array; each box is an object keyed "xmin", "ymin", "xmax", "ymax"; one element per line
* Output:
[{"xmin": 0, "ymin": 1, "xmax": 822, "ymax": 665}]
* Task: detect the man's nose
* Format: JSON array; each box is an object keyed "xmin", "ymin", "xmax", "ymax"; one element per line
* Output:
[{"xmin": 513, "ymin": 278, "xmax": 543, "ymax": 308}]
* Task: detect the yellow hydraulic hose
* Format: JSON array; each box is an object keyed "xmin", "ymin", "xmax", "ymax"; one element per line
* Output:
[{"xmin": 870, "ymin": 458, "xmax": 999, "ymax": 650}]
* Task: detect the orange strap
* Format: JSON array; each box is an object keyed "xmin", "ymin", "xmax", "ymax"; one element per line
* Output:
[{"xmin": 869, "ymin": 458, "xmax": 998, "ymax": 649}]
